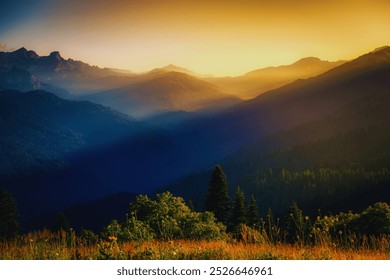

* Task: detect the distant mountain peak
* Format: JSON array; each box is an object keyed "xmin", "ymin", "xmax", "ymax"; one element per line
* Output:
[
  {"xmin": 12, "ymin": 47, "xmax": 39, "ymax": 59},
  {"xmin": 150, "ymin": 64, "xmax": 203, "ymax": 77},
  {"xmin": 162, "ymin": 64, "xmax": 186, "ymax": 70},
  {"xmin": 49, "ymin": 51, "xmax": 63, "ymax": 61},
  {"xmin": 293, "ymin": 57, "xmax": 323, "ymax": 65},
  {"xmin": 14, "ymin": 47, "xmax": 27, "ymax": 53}
]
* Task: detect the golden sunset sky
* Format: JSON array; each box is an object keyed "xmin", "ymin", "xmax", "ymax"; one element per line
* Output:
[{"xmin": 1, "ymin": 0, "xmax": 389, "ymax": 76}]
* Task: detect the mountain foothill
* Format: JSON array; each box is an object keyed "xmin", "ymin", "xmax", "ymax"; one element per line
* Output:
[{"xmin": 1, "ymin": 46, "xmax": 390, "ymax": 230}]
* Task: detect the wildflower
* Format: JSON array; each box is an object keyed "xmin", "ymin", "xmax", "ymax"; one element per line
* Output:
[
  {"xmin": 338, "ymin": 230, "xmax": 343, "ymax": 235},
  {"xmin": 108, "ymin": 236, "xmax": 117, "ymax": 241},
  {"xmin": 305, "ymin": 216, "xmax": 309, "ymax": 221}
]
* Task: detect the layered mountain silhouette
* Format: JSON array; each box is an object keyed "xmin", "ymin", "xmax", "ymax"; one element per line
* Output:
[
  {"xmin": 167, "ymin": 46, "xmax": 390, "ymax": 215},
  {"xmin": 0, "ymin": 48, "xmax": 242, "ymax": 117},
  {"xmin": 1, "ymin": 46, "xmax": 389, "ymax": 230},
  {"xmin": 0, "ymin": 47, "xmax": 118, "ymax": 94},
  {"xmin": 206, "ymin": 57, "xmax": 345, "ymax": 98},
  {"xmin": 190, "ymin": 47, "xmax": 390, "ymax": 152},
  {"xmin": 0, "ymin": 88, "xmax": 179, "ymax": 227},
  {"xmin": 89, "ymin": 70, "xmax": 241, "ymax": 117}
]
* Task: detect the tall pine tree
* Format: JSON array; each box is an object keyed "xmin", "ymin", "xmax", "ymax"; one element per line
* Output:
[
  {"xmin": 231, "ymin": 186, "xmax": 247, "ymax": 230},
  {"xmin": 205, "ymin": 165, "xmax": 230, "ymax": 225},
  {"xmin": 247, "ymin": 194, "xmax": 260, "ymax": 228},
  {"xmin": 265, "ymin": 208, "xmax": 277, "ymax": 243}
]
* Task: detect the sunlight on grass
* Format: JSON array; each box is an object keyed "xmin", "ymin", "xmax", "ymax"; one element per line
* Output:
[{"xmin": 1, "ymin": 229, "xmax": 389, "ymax": 260}]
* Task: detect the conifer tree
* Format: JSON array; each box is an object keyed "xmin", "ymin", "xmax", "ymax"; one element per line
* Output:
[
  {"xmin": 231, "ymin": 186, "xmax": 247, "ymax": 230},
  {"xmin": 247, "ymin": 194, "xmax": 260, "ymax": 228},
  {"xmin": 284, "ymin": 201, "xmax": 311, "ymax": 244},
  {"xmin": 205, "ymin": 165, "xmax": 230, "ymax": 225},
  {"xmin": 264, "ymin": 208, "xmax": 277, "ymax": 243}
]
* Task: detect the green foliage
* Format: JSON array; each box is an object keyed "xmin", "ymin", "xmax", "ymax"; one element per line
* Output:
[
  {"xmin": 103, "ymin": 192, "xmax": 226, "ymax": 242},
  {"xmin": 230, "ymin": 186, "xmax": 247, "ymax": 232},
  {"xmin": 245, "ymin": 166, "xmax": 390, "ymax": 217},
  {"xmin": 79, "ymin": 229, "xmax": 99, "ymax": 246},
  {"xmin": 312, "ymin": 202, "xmax": 390, "ymax": 248},
  {"xmin": 122, "ymin": 214, "xmax": 155, "ymax": 242},
  {"xmin": 130, "ymin": 192, "xmax": 191, "ymax": 240},
  {"xmin": 349, "ymin": 202, "xmax": 390, "ymax": 236},
  {"xmin": 170, "ymin": 122, "xmax": 390, "ymax": 219},
  {"xmin": 181, "ymin": 211, "xmax": 226, "ymax": 241},
  {"xmin": 284, "ymin": 201, "xmax": 311, "ymax": 244},
  {"xmin": 264, "ymin": 208, "xmax": 279, "ymax": 244},
  {"xmin": 102, "ymin": 220, "xmax": 123, "ymax": 240},
  {"xmin": 0, "ymin": 189, "xmax": 20, "ymax": 240},
  {"xmin": 247, "ymin": 194, "xmax": 261, "ymax": 228},
  {"xmin": 205, "ymin": 165, "xmax": 231, "ymax": 225}
]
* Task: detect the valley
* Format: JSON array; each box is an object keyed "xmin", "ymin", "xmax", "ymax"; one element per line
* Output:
[{"xmin": 1, "ymin": 46, "xmax": 390, "ymax": 242}]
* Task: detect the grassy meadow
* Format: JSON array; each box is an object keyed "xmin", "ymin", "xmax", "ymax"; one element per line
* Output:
[{"xmin": 1, "ymin": 228, "xmax": 389, "ymax": 260}]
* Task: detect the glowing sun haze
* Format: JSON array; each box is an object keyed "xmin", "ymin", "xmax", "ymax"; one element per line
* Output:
[{"xmin": 1, "ymin": 0, "xmax": 389, "ymax": 76}]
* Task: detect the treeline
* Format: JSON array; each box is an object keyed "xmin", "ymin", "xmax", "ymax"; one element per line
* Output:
[
  {"xmin": 73, "ymin": 165, "xmax": 390, "ymax": 245},
  {"xmin": 245, "ymin": 166, "xmax": 390, "ymax": 217},
  {"xmin": 169, "ymin": 122, "xmax": 390, "ymax": 218},
  {"xmin": 2, "ymin": 175, "xmax": 390, "ymax": 252},
  {"xmin": 201, "ymin": 165, "xmax": 390, "ymax": 244},
  {"xmin": 233, "ymin": 124, "xmax": 390, "ymax": 216}
]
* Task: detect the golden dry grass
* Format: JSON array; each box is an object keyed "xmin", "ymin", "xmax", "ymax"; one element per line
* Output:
[{"xmin": 1, "ymin": 230, "xmax": 389, "ymax": 260}]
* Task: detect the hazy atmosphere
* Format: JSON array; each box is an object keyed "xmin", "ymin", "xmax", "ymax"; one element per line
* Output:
[
  {"xmin": 1, "ymin": 0, "xmax": 389, "ymax": 75},
  {"xmin": 1, "ymin": 0, "xmax": 390, "ymax": 262}
]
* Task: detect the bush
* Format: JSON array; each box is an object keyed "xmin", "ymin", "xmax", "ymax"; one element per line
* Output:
[
  {"xmin": 122, "ymin": 214, "xmax": 155, "ymax": 242},
  {"xmin": 103, "ymin": 192, "xmax": 226, "ymax": 241},
  {"xmin": 79, "ymin": 229, "xmax": 99, "ymax": 246},
  {"xmin": 349, "ymin": 202, "xmax": 390, "ymax": 236}
]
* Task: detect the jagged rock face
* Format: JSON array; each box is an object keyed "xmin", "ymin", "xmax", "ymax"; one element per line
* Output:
[
  {"xmin": 0, "ymin": 48, "xmax": 115, "ymax": 80},
  {"xmin": 0, "ymin": 48, "xmax": 116, "ymax": 93}
]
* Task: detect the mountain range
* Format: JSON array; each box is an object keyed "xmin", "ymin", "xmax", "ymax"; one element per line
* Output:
[
  {"xmin": 0, "ymin": 47, "xmax": 345, "ymax": 118},
  {"xmin": 1, "ymin": 46, "xmax": 389, "ymax": 230},
  {"xmin": 88, "ymin": 71, "xmax": 241, "ymax": 117},
  {"xmin": 166, "ymin": 46, "xmax": 390, "ymax": 215},
  {"xmin": 205, "ymin": 57, "xmax": 346, "ymax": 98}
]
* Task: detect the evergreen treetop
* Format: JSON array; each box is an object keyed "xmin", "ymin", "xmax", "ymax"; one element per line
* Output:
[
  {"xmin": 231, "ymin": 186, "xmax": 247, "ymax": 230},
  {"xmin": 205, "ymin": 165, "xmax": 230, "ymax": 225}
]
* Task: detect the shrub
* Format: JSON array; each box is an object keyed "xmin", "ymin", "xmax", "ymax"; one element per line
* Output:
[
  {"xmin": 349, "ymin": 202, "xmax": 390, "ymax": 236},
  {"xmin": 105, "ymin": 192, "xmax": 226, "ymax": 241}
]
